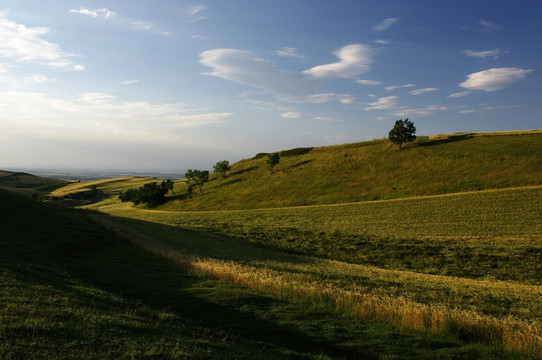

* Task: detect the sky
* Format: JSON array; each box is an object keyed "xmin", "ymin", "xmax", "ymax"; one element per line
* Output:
[{"xmin": 0, "ymin": 0, "xmax": 540, "ymax": 172}]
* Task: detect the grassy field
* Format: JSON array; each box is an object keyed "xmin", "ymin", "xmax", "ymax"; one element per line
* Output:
[
  {"xmin": 0, "ymin": 170, "xmax": 70, "ymax": 196},
  {"xmin": 157, "ymin": 130, "xmax": 542, "ymax": 210},
  {"xmin": 85, "ymin": 184, "xmax": 542, "ymax": 358},
  {"xmin": 3, "ymin": 189, "xmax": 523, "ymax": 359},
  {"xmin": 4, "ymin": 130, "xmax": 541, "ymax": 358}
]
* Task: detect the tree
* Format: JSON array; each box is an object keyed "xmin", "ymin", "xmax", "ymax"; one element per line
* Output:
[
  {"xmin": 213, "ymin": 160, "xmax": 231, "ymax": 178},
  {"xmin": 388, "ymin": 118, "xmax": 416, "ymax": 149},
  {"xmin": 185, "ymin": 169, "xmax": 209, "ymax": 193},
  {"xmin": 118, "ymin": 180, "xmax": 173, "ymax": 208},
  {"xmin": 266, "ymin": 153, "xmax": 280, "ymax": 174}
]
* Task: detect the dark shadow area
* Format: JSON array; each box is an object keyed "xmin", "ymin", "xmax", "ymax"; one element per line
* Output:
[
  {"xmin": 289, "ymin": 159, "xmax": 313, "ymax": 169},
  {"xmin": 230, "ymin": 166, "xmax": 258, "ymax": 176},
  {"xmin": 415, "ymin": 134, "xmax": 472, "ymax": 147},
  {"xmin": 211, "ymin": 177, "xmax": 243, "ymax": 190}
]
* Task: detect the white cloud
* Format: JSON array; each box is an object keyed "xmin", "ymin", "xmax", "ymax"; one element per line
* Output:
[
  {"xmin": 314, "ymin": 116, "xmax": 342, "ymax": 122},
  {"xmin": 464, "ymin": 48, "xmax": 507, "ymax": 59},
  {"xmin": 357, "ymin": 79, "xmax": 383, "ymax": 86},
  {"xmin": 132, "ymin": 20, "xmax": 152, "ymax": 30},
  {"xmin": 0, "ymin": 91, "xmax": 231, "ymax": 141},
  {"xmin": 188, "ymin": 5, "xmax": 207, "ymax": 22},
  {"xmin": 122, "ymin": 80, "xmax": 139, "ymax": 85},
  {"xmin": 364, "ymin": 96, "xmax": 398, "ymax": 110},
  {"xmin": 395, "ymin": 105, "xmax": 448, "ymax": 117},
  {"xmin": 409, "ymin": 87, "xmax": 438, "ymax": 96},
  {"xmin": 479, "ymin": 19, "xmax": 498, "ymax": 32},
  {"xmin": 27, "ymin": 74, "xmax": 49, "ymax": 83},
  {"xmin": 373, "ymin": 18, "xmax": 398, "ymax": 32},
  {"xmin": 199, "ymin": 48, "xmax": 355, "ymax": 104},
  {"xmin": 275, "ymin": 47, "xmax": 304, "ymax": 59},
  {"xmin": 69, "ymin": 7, "xmax": 115, "ymax": 19},
  {"xmin": 459, "ymin": 67, "xmax": 533, "ymax": 92},
  {"xmin": 281, "ymin": 112, "xmax": 301, "ymax": 118},
  {"xmin": 0, "ymin": 16, "xmax": 84, "ymax": 71},
  {"xmin": 373, "ymin": 39, "xmax": 393, "ymax": 45},
  {"xmin": 447, "ymin": 91, "xmax": 470, "ymax": 98},
  {"xmin": 386, "ymin": 84, "xmax": 415, "ymax": 91},
  {"xmin": 303, "ymin": 44, "xmax": 374, "ymax": 79}
]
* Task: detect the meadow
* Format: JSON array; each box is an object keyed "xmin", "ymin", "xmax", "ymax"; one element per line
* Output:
[
  {"xmin": 86, "ymin": 185, "xmax": 542, "ymax": 358},
  {"xmin": 3, "ymin": 130, "xmax": 542, "ymax": 358},
  {"xmin": 3, "ymin": 189, "xmax": 519, "ymax": 359},
  {"xmin": 158, "ymin": 131, "xmax": 542, "ymax": 211}
]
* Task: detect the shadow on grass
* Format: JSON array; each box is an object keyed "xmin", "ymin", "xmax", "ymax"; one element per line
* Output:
[
  {"xmin": 415, "ymin": 134, "xmax": 472, "ymax": 147},
  {"xmin": 289, "ymin": 160, "xmax": 314, "ymax": 169},
  {"xmin": 230, "ymin": 166, "xmax": 259, "ymax": 176}
]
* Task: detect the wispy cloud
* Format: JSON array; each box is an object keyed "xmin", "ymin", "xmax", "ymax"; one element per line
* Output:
[
  {"xmin": 188, "ymin": 5, "xmax": 207, "ymax": 22},
  {"xmin": 409, "ymin": 87, "xmax": 438, "ymax": 96},
  {"xmin": 0, "ymin": 91, "xmax": 231, "ymax": 141},
  {"xmin": 0, "ymin": 15, "xmax": 84, "ymax": 71},
  {"xmin": 447, "ymin": 91, "xmax": 470, "ymax": 98},
  {"xmin": 69, "ymin": 7, "xmax": 169, "ymax": 35},
  {"xmin": 364, "ymin": 96, "xmax": 398, "ymax": 110},
  {"xmin": 69, "ymin": 7, "xmax": 115, "ymax": 19},
  {"xmin": 373, "ymin": 18, "xmax": 398, "ymax": 32},
  {"xmin": 121, "ymin": 80, "xmax": 139, "ymax": 85},
  {"xmin": 479, "ymin": 19, "xmax": 498, "ymax": 32},
  {"xmin": 199, "ymin": 48, "xmax": 355, "ymax": 104},
  {"xmin": 459, "ymin": 67, "xmax": 533, "ymax": 92},
  {"xmin": 357, "ymin": 79, "xmax": 383, "ymax": 86},
  {"xmin": 281, "ymin": 112, "xmax": 301, "ymax": 118},
  {"xmin": 395, "ymin": 105, "xmax": 448, "ymax": 118},
  {"xmin": 303, "ymin": 44, "xmax": 374, "ymax": 79},
  {"xmin": 275, "ymin": 47, "xmax": 304, "ymax": 60},
  {"xmin": 314, "ymin": 116, "xmax": 342, "ymax": 122},
  {"xmin": 464, "ymin": 48, "xmax": 507, "ymax": 59},
  {"xmin": 373, "ymin": 39, "xmax": 393, "ymax": 45},
  {"xmin": 386, "ymin": 83, "xmax": 415, "ymax": 91},
  {"xmin": 132, "ymin": 20, "xmax": 152, "ymax": 30}
]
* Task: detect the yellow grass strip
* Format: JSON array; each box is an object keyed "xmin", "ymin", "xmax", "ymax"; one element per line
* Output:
[{"xmin": 99, "ymin": 216, "xmax": 542, "ymax": 358}]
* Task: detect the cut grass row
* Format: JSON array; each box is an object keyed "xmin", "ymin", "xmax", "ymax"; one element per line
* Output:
[
  {"xmin": 92, "ymin": 185, "xmax": 542, "ymax": 284},
  {"xmin": 85, "ymin": 186, "xmax": 542, "ymax": 357},
  {"xmin": 3, "ymin": 189, "xmax": 518, "ymax": 359},
  {"xmin": 89, "ymin": 207, "xmax": 542, "ymax": 358}
]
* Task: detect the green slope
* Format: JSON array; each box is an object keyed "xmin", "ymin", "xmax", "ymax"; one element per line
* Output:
[
  {"xmin": 6, "ymin": 190, "xmax": 518, "ymax": 359},
  {"xmin": 158, "ymin": 130, "xmax": 542, "ymax": 211}
]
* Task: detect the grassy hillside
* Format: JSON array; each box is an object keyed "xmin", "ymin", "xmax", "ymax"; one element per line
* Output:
[
  {"xmin": 156, "ymin": 130, "xmax": 542, "ymax": 211},
  {"xmin": 0, "ymin": 170, "xmax": 70, "ymax": 196},
  {"xmin": 86, "ymin": 186, "xmax": 542, "ymax": 358},
  {"xmin": 5, "ymin": 189, "xmax": 518, "ymax": 359}
]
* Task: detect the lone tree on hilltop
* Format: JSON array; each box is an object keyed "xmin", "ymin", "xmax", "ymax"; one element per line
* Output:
[
  {"xmin": 213, "ymin": 160, "xmax": 231, "ymax": 178},
  {"xmin": 266, "ymin": 153, "xmax": 280, "ymax": 174},
  {"xmin": 388, "ymin": 118, "xmax": 416, "ymax": 149}
]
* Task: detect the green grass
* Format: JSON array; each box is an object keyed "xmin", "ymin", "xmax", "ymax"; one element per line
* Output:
[
  {"xmin": 3, "ymin": 189, "xmax": 521, "ymax": 359},
  {"xmin": 155, "ymin": 130, "xmax": 542, "ymax": 210},
  {"xmin": 95, "ymin": 185, "xmax": 542, "ymax": 284}
]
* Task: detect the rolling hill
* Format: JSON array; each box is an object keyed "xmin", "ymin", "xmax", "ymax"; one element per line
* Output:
[{"xmin": 161, "ymin": 130, "xmax": 542, "ymax": 211}]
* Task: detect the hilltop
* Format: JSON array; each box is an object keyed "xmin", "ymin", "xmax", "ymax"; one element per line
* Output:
[
  {"xmin": 0, "ymin": 170, "xmax": 70, "ymax": 196},
  {"xmin": 44, "ymin": 130, "xmax": 542, "ymax": 211},
  {"xmin": 158, "ymin": 130, "xmax": 542, "ymax": 211}
]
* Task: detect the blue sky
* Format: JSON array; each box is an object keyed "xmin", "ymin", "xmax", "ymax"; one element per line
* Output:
[{"xmin": 0, "ymin": 0, "xmax": 540, "ymax": 172}]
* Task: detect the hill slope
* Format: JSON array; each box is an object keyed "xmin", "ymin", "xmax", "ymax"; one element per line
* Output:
[
  {"xmin": 0, "ymin": 170, "xmax": 70, "ymax": 196},
  {"xmin": 158, "ymin": 130, "xmax": 542, "ymax": 211}
]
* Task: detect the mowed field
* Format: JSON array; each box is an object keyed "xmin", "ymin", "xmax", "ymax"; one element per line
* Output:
[
  {"xmin": 3, "ymin": 130, "xmax": 542, "ymax": 358},
  {"xmin": 85, "ymin": 184, "xmax": 542, "ymax": 358}
]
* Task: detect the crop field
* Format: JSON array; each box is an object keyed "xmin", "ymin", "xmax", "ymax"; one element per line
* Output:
[{"xmin": 87, "ymin": 185, "xmax": 542, "ymax": 358}]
